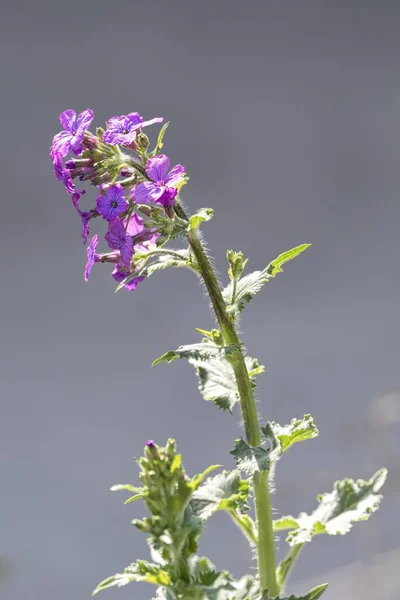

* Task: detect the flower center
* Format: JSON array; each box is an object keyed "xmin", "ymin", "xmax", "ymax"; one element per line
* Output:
[{"xmin": 112, "ymin": 200, "xmax": 118, "ymax": 208}]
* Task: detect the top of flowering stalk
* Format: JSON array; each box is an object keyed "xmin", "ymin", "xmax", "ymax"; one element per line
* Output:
[
  {"xmin": 50, "ymin": 107, "xmax": 196, "ymax": 293},
  {"xmin": 103, "ymin": 113, "xmax": 163, "ymax": 146}
]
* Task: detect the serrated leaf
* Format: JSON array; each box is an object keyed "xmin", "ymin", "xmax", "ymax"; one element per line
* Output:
[
  {"xmin": 230, "ymin": 439, "xmax": 270, "ymax": 475},
  {"xmin": 262, "ymin": 415, "xmax": 319, "ymax": 461},
  {"xmin": 277, "ymin": 468, "xmax": 387, "ymax": 545},
  {"xmin": 115, "ymin": 250, "xmax": 193, "ymax": 292},
  {"xmin": 153, "ymin": 341, "xmax": 238, "ymax": 366},
  {"xmin": 189, "ymin": 354, "xmax": 263, "ymax": 413},
  {"xmin": 191, "ymin": 471, "xmax": 256, "ymax": 545},
  {"xmin": 92, "ymin": 561, "xmax": 171, "ymax": 595},
  {"xmin": 188, "ymin": 208, "xmax": 214, "ymax": 231},
  {"xmin": 191, "ymin": 470, "xmax": 250, "ymax": 520},
  {"xmin": 264, "ymin": 583, "xmax": 328, "ymax": 600},
  {"xmin": 222, "ymin": 244, "xmax": 310, "ymax": 316},
  {"xmin": 143, "ymin": 251, "xmax": 194, "ymax": 277}
]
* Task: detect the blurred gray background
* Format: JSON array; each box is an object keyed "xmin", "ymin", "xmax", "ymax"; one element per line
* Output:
[{"xmin": 1, "ymin": 1, "xmax": 399, "ymax": 598}]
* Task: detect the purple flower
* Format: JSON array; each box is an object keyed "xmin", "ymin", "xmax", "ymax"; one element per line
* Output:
[
  {"xmin": 133, "ymin": 154, "xmax": 185, "ymax": 207},
  {"xmin": 125, "ymin": 213, "xmax": 159, "ymax": 250},
  {"xmin": 112, "ymin": 264, "xmax": 145, "ymax": 291},
  {"xmin": 52, "ymin": 152, "xmax": 75, "ymax": 194},
  {"xmin": 84, "ymin": 234, "xmax": 101, "ymax": 281},
  {"xmin": 105, "ymin": 218, "xmax": 134, "ymax": 269},
  {"xmin": 96, "ymin": 184, "xmax": 128, "ymax": 220},
  {"xmin": 51, "ymin": 109, "xmax": 94, "ymax": 158},
  {"xmin": 71, "ymin": 191, "xmax": 95, "ymax": 244},
  {"xmin": 103, "ymin": 112, "xmax": 163, "ymax": 146}
]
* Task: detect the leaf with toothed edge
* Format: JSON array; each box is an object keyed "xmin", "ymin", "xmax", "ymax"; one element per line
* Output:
[
  {"xmin": 274, "ymin": 468, "xmax": 387, "ymax": 544},
  {"xmin": 188, "ymin": 208, "xmax": 214, "ymax": 231},
  {"xmin": 152, "ymin": 341, "xmax": 239, "ymax": 366},
  {"xmin": 92, "ymin": 561, "xmax": 171, "ymax": 595},
  {"xmin": 189, "ymin": 354, "xmax": 264, "ymax": 413},
  {"xmin": 222, "ymin": 244, "xmax": 311, "ymax": 317},
  {"xmin": 230, "ymin": 439, "xmax": 270, "ymax": 475},
  {"xmin": 261, "ymin": 414, "xmax": 319, "ymax": 462}
]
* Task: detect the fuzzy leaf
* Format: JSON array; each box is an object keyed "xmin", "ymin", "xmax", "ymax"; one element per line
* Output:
[
  {"xmin": 262, "ymin": 415, "xmax": 319, "ymax": 461},
  {"xmin": 191, "ymin": 470, "xmax": 250, "ymax": 521},
  {"xmin": 189, "ymin": 354, "xmax": 263, "ymax": 413},
  {"xmin": 191, "ymin": 471, "xmax": 256, "ymax": 545},
  {"xmin": 264, "ymin": 583, "xmax": 328, "ymax": 600},
  {"xmin": 153, "ymin": 342, "xmax": 237, "ymax": 366},
  {"xmin": 277, "ymin": 468, "xmax": 387, "ymax": 545},
  {"xmin": 110, "ymin": 484, "xmax": 142, "ymax": 493},
  {"xmin": 92, "ymin": 561, "xmax": 171, "ymax": 595},
  {"xmin": 188, "ymin": 208, "xmax": 214, "ymax": 231},
  {"xmin": 143, "ymin": 251, "xmax": 194, "ymax": 277},
  {"xmin": 222, "ymin": 244, "xmax": 310, "ymax": 316},
  {"xmin": 230, "ymin": 439, "xmax": 270, "ymax": 475}
]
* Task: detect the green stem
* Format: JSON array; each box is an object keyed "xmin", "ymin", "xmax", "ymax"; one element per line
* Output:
[
  {"xmin": 186, "ymin": 229, "xmax": 278, "ymax": 596},
  {"xmin": 276, "ymin": 543, "xmax": 304, "ymax": 592}
]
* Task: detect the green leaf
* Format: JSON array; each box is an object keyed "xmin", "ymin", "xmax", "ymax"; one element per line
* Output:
[
  {"xmin": 92, "ymin": 561, "xmax": 171, "ymax": 595},
  {"xmin": 110, "ymin": 484, "xmax": 142, "ymax": 493},
  {"xmin": 230, "ymin": 439, "xmax": 270, "ymax": 475},
  {"xmin": 153, "ymin": 121, "xmax": 170, "ymax": 154},
  {"xmin": 191, "ymin": 470, "xmax": 250, "ymax": 520},
  {"xmin": 264, "ymin": 583, "xmax": 328, "ymax": 600},
  {"xmin": 115, "ymin": 250, "xmax": 194, "ymax": 292},
  {"xmin": 188, "ymin": 208, "xmax": 214, "ymax": 231},
  {"xmin": 189, "ymin": 354, "xmax": 263, "ymax": 413},
  {"xmin": 124, "ymin": 494, "xmax": 142, "ymax": 504},
  {"xmin": 276, "ymin": 468, "xmax": 387, "ymax": 545},
  {"xmin": 152, "ymin": 341, "xmax": 237, "ymax": 366},
  {"xmin": 262, "ymin": 414, "xmax": 319, "ymax": 461},
  {"xmin": 222, "ymin": 244, "xmax": 311, "ymax": 316},
  {"xmin": 143, "ymin": 251, "xmax": 194, "ymax": 277},
  {"xmin": 191, "ymin": 471, "xmax": 257, "ymax": 545},
  {"xmin": 190, "ymin": 464, "xmax": 222, "ymax": 490},
  {"xmin": 273, "ymin": 517, "xmax": 300, "ymax": 531}
]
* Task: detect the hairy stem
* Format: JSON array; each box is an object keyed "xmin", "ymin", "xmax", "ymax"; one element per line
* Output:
[{"xmin": 186, "ymin": 228, "xmax": 278, "ymax": 596}]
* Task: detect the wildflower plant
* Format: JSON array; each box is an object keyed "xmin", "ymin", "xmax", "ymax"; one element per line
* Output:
[{"xmin": 50, "ymin": 109, "xmax": 387, "ymax": 600}]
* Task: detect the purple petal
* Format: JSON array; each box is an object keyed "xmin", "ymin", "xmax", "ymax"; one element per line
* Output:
[
  {"xmin": 120, "ymin": 238, "xmax": 134, "ymax": 269},
  {"xmin": 165, "ymin": 164, "xmax": 185, "ymax": 186},
  {"xmin": 59, "ymin": 109, "xmax": 76, "ymax": 132},
  {"xmin": 157, "ymin": 187, "xmax": 177, "ymax": 207},
  {"xmin": 103, "ymin": 129, "xmax": 137, "ymax": 146},
  {"xmin": 124, "ymin": 112, "xmax": 143, "ymax": 129},
  {"xmin": 125, "ymin": 213, "xmax": 144, "ymax": 237},
  {"xmin": 52, "ymin": 152, "xmax": 64, "ymax": 180},
  {"xmin": 106, "ymin": 115, "xmax": 124, "ymax": 130},
  {"xmin": 84, "ymin": 234, "xmax": 99, "ymax": 281},
  {"xmin": 75, "ymin": 109, "xmax": 94, "ymax": 132},
  {"xmin": 51, "ymin": 130, "xmax": 72, "ymax": 157},
  {"xmin": 141, "ymin": 117, "xmax": 164, "ymax": 129},
  {"xmin": 112, "ymin": 264, "xmax": 145, "ymax": 291},
  {"xmin": 80, "ymin": 211, "xmax": 92, "ymax": 244},
  {"xmin": 133, "ymin": 182, "xmax": 164, "ymax": 204},
  {"xmin": 146, "ymin": 154, "xmax": 170, "ymax": 184},
  {"xmin": 105, "ymin": 218, "xmax": 126, "ymax": 250}
]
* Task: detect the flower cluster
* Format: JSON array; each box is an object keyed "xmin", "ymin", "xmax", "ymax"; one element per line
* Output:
[{"xmin": 50, "ymin": 109, "xmax": 186, "ymax": 291}]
